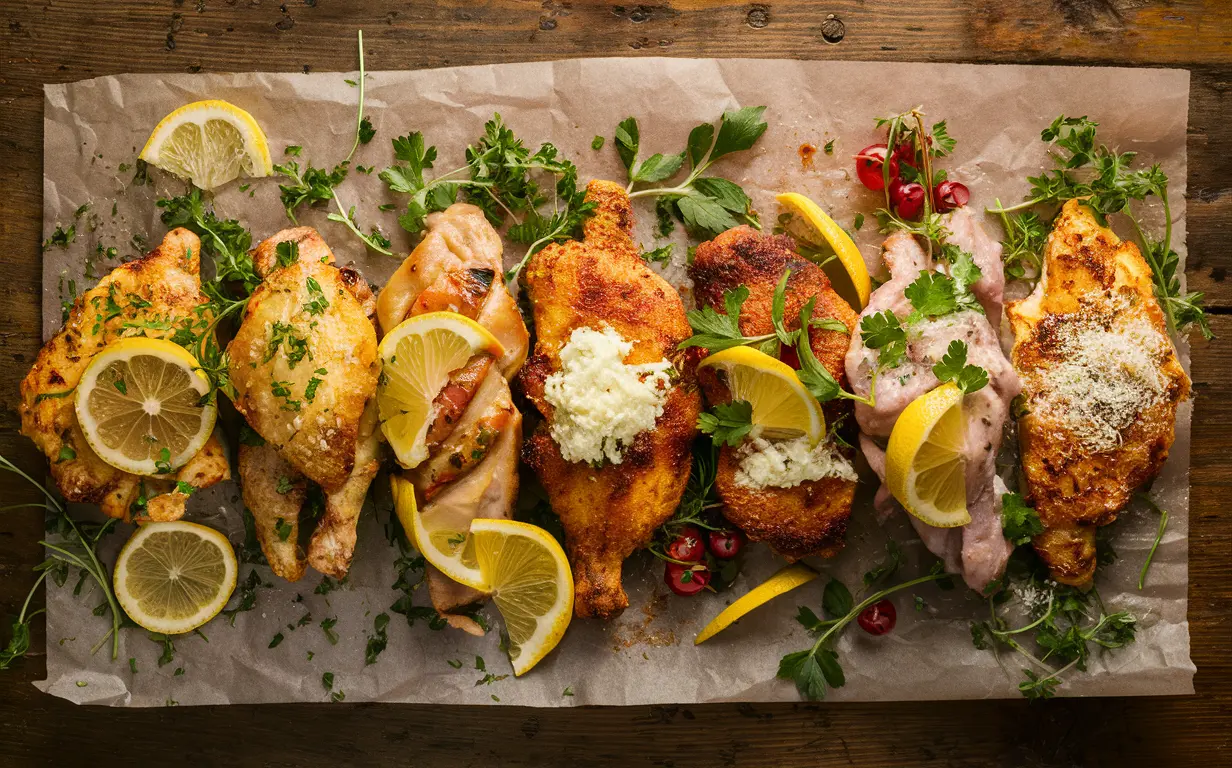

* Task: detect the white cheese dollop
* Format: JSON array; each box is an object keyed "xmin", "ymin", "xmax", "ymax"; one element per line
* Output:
[
  {"xmin": 734, "ymin": 435, "xmax": 857, "ymax": 490},
  {"xmin": 543, "ymin": 325, "xmax": 674, "ymax": 465}
]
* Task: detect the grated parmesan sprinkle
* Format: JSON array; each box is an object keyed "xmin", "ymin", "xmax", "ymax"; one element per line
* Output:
[
  {"xmin": 733, "ymin": 435, "xmax": 857, "ymax": 490},
  {"xmin": 544, "ymin": 325, "xmax": 674, "ymax": 465},
  {"xmin": 1027, "ymin": 295, "xmax": 1171, "ymax": 453}
]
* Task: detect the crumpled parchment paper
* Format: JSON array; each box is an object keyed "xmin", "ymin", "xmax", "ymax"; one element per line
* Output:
[{"xmin": 36, "ymin": 59, "xmax": 1192, "ymax": 706}]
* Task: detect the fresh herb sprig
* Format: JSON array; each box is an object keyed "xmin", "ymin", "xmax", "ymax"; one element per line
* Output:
[
  {"xmin": 380, "ymin": 115, "xmax": 593, "ymax": 283},
  {"xmin": 682, "ymin": 272, "xmax": 872, "ymax": 415},
  {"xmin": 971, "ymin": 570, "xmax": 1137, "ymax": 700},
  {"xmin": 156, "ymin": 188, "xmax": 254, "ymax": 401},
  {"xmin": 0, "ymin": 455, "xmax": 123, "ymax": 668},
  {"xmin": 988, "ymin": 115, "xmax": 1209, "ymax": 339},
  {"xmin": 781, "ymin": 566, "xmax": 953, "ymax": 700},
  {"xmin": 872, "ymin": 108, "xmax": 951, "ymax": 260},
  {"xmin": 273, "ymin": 32, "xmax": 392, "ymax": 256},
  {"xmin": 1135, "ymin": 493, "xmax": 1169, "ymax": 591},
  {"xmin": 620, "ymin": 106, "xmax": 767, "ymax": 239}
]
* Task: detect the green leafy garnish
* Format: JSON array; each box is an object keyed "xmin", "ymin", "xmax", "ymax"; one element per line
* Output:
[
  {"xmin": 696, "ymin": 400, "xmax": 755, "ymax": 447},
  {"xmin": 621, "ymin": 106, "xmax": 767, "ymax": 238},
  {"xmin": 1000, "ymin": 492, "xmax": 1044, "ymax": 546},
  {"xmin": 1135, "ymin": 493, "xmax": 1169, "ymax": 590},
  {"xmin": 381, "ymin": 115, "xmax": 593, "ymax": 284},
  {"xmin": 932, "ymin": 340, "xmax": 988, "ymax": 394},
  {"xmin": 781, "ymin": 568, "xmax": 953, "ymax": 701}
]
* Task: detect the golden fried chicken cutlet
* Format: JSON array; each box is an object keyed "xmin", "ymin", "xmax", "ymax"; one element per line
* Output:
[
  {"xmin": 1008, "ymin": 200, "xmax": 1190, "ymax": 587},
  {"xmin": 689, "ymin": 226, "xmax": 859, "ymax": 558},
  {"xmin": 518, "ymin": 180, "xmax": 702, "ymax": 619}
]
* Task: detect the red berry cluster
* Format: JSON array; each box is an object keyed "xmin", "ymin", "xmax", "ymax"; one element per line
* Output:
[
  {"xmin": 854, "ymin": 142, "xmax": 969, "ymax": 219},
  {"xmin": 662, "ymin": 525, "xmax": 745, "ymax": 596}
]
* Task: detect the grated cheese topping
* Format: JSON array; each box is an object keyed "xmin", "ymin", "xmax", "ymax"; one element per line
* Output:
[
  {"xmin": 1027, "ymin": 296, "xmax": 1171, "ymax": 453},
  {"xmin": 544, "ymin": 325, "xmax": 674, "ymax": 465},
  {"xmin": 733, "ymin": 435, "xmax": 857, "ymax": 490}
]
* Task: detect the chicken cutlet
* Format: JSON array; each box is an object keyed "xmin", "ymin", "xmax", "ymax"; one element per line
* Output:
[
  {"xmin": 376, "ymin": 203, "xmax": 528, "ymax": 633},
  {"xmin": 20, "ymin": 228, "xmax": 230, "ymax": 521},
  {"xmin": 518, "ymin": 180, "xmax": 702, "ymax": 619},
  {"xmin": 228, "ymin": 227, "xmax": 380, "ymax": 580},
  {"xmin": 688, "ymin": 226, "xmax": 859, "ymax": 559},
  {"xmin": 845, "ymin": 216, "xmax": 1020, "ymax": 592},
  {"xmin": 1007, "ymin": 200, "xmax": 1190, "ymax": 587}
]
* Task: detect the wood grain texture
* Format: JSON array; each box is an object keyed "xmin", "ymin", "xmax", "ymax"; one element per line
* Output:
[{"xmin": 1, "ymin": 1, "xmax": 1230, "ymax": 766}]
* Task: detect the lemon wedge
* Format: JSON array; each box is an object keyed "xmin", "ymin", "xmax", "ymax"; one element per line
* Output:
[
  {"xmin": 885, "ymin": 382, "xmax": 971, "ymax": 527},
  {"xmin": 695, "ymin": 564, "xmax": 818, "ymax": 644},
  {"xmin": 139, "ymin": 99, "xmax": 273, "ymax": 190},
  {"xmin": 699, "ymin": 345, "xmax": 825, "ymax": 444},
  {"xmin": 75, "ymin": 337, "xmax": 217, "ymax": 476},
  {"xmin": 470, "ymin": 519, "xmax": 573, "ymax": 676},
  {"xmin": 377, "ymin": 312, "xmax": 505, "ymax": 469},
  {"xmin": 776, "ymin": 192, "xmax": 871, "ymax": 310},
  {"xmin": 390, "ymin": 473, "xmax": 487, "ymax": 590},
  {"xmin": 114, "ymin": 521, "xmax": 237, "ymax": 634}
]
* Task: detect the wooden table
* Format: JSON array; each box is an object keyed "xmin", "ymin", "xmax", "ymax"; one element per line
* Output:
[{"xmin": 2, "ymin": 2, "xmax": 1229, "ymax": 765}]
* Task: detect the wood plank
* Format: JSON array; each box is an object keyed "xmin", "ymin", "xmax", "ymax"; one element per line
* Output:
[{"xmin": 1, "ymin": 1, "xmax": 1230, "ymax": 765}]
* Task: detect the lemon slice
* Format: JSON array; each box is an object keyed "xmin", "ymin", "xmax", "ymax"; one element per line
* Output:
[
  {"xmin": 696, "ymin": 564, "xmax": 818, "ymax": 644},
  {"xmin": 776, "ymin": 192, "xmax": 872, "ymax": 310},
  {"xmin": 470, "ymin": 519, "xmax": 573, "ymax": 676},
  {"xmin": 75, "ymin": 337, "xmax": 217, "ymax": 476},
  {"xmin": 885, "ymin": 382, "xmax": 971, "ymax": 527},
  {"xmin": 114, "ymin": 521, "xmax": 238, "ymax": 634},
  {"xmin": 377, "ymin": 311, "xmax": 505, "ymax": 469},
  {"xmin": 390, "ymin": 473, "xmax": 487, "ymax": 590},
  {"xmin": 699, "ymin": 345, "xmax": 825, "ymax": 444},
  {"xmin": 139, "ymin": 99, "xmax": 273, "ymax": 190}
]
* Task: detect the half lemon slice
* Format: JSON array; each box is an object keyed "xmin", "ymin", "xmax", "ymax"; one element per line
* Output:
[
  {"xmin": 776, "ymin": 192, "xmax": 872, "ymax": 310},
  {"xmin": 114, "ymin": 521, "xmax": 238, "ymax": 635},
  {"xmin": 139, "ymin": 99, "xmax": 273, "ymax": 190},
  {"xmin": 696, "ymin": 564, "xmax": 818, "ymax": 644},
  {"xmin": 390, "ymin": 473, "xmax": 487, "ymax": 590},
  {"xmin": 885, "ymin": 382, "xmax": 970, "ymax": 527},
  {"xmin": 471, "ymin": 519, "xmax": 573, "ymax": 676},
  {"xmin": 377, "ymin": 312, "xmax": 505, "ymax": 469},
  {"xmin": 699, "ymin": 345, "xmax": 825, "ymax": 444},
  {"xmin": 75, "ymin": 337, "xmax": 217, "ymax": 476}
]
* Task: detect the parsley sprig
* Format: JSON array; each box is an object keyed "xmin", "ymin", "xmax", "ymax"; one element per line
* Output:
[
  {"xmin": 156, "ymin": 188, "xmax": 257, "ymax": 401},
  {"xmin": 971, "ymin": 565, "xmax": 1136, "ymax": 700},
  {"xmin": 932, "ymin": 340, "xmax": 989, "ymax": 394},
  {"xmin": 380, "ymin": 115, "xmax": 594, "ymax": 283},
  {"xmin": 620, "ymin": 106, "xmax": 767, "ymax": 239},
  {"xmin": 780, "ymin": 565, "xmax": 953, "ymax": 700},
  {"xmin": 987, "ymin": 115, "xmax": 1210, "ymax": 339}
]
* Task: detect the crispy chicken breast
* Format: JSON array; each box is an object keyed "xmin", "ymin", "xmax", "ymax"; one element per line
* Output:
[
  {"xmin": 519, "ymin": 180, "xmax": 702, "ymax": 619},
  {"xmin": 1008, "ymin": 200, "xmax": 1190, "ymax": 586}
]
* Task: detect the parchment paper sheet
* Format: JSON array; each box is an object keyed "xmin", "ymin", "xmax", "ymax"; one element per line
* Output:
[{"xmin": 37, "ymin": 59, "xmax": 1193, "ymax": 706}]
